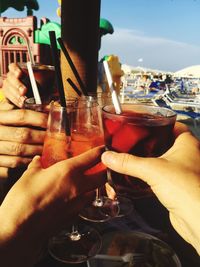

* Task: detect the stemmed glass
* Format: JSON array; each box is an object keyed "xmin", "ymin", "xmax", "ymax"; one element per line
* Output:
[
  {"xmin": 41, "ymin": 100, "xmax": 103, "ymax": 263},
  {"xmin": 83, "ymin": 92, "xmax": 134, "ymax": 218},
  {"xmin": 102, "ymin": 103, "xmax": 177, "ymax": 217},
  {"xmin": 77, "ymin": 94, "xmax": 119, "ymax": 222}
]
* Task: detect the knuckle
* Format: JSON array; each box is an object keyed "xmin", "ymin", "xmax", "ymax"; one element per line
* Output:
[
  {"xmin": 39, "ymin": 114, "xmax": 48, "ymax": 128},
  {"xmin": 69, "ymin": 184, "xmax": 79, "ymax": 199},
  {"xmin": 9, "ymin": 158, "xmax": 21, "ymax": 168},
  {"xmin": 11, "ymin": 142, "xmax": 24, "ymax": 156},
  {"xmin": 15, "ymin": 109, "xmax": 27, "ymax": 124},
  {"xmin": 9, "ymin": 63, "xmax": 21, "ymax": 77},
  {"xmin": 15, "ymin": 128, "xmax": 30, "ymax": 143}
]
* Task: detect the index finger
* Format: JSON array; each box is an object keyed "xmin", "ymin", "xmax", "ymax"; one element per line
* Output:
[
  {"xmin": 8, "ymin": 63, "xmax": 23, "ymax": 78},
  {"xmin": 55, "ymin": 146, "xmax": 105, "ymax": 174},
  {"xmin": 101, "ymin": 151, "xmax": 167, "ymax": 186},
  {"xmin": 0, "ymin": 109, "xmax": 48, "ymax": 128},
  {"xmin": 173, "ymin": 121, "xmax": 189, "ymax": 137}
]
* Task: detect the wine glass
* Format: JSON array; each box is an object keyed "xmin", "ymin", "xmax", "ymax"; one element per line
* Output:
[
  {"xmin": 41, "ymin": 100, "xmax": 102, "ymax": 264},
  {"xmin": 76, "ymin": 95, "xmax": 119, "ymax": 222},
  {"xmin": 102, "ymin": 103, "xmax": 177, "ymax": 217},
  {"xmin": 83, "ymin": 92, "xmax": 133, "ymax": 218}
]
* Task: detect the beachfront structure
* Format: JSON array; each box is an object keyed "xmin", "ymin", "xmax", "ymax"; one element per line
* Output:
[{"xmin": 0, "ymin": 16, "xmax": 60, "ymax": 82}]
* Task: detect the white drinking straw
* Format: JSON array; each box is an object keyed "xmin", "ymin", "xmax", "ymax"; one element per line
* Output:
[
  {"xmin": 103, "ymin": 60, "xmax": 122, "ymax": 114},
  {"xmin": 26, "ymin": 39, "xmax": 35, "ymax": 65},
  {"xmin": 26, "ymin": 61, "xmax": 42, "ymax": 104}
]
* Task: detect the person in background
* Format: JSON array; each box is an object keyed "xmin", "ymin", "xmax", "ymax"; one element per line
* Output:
[
  {"xmin": 164, "ymin": 74, "xmax": 174, "ymax": 86},
  {"xmin": 102, "ymin": 124, "xmax": 200, "ymax": 256}
]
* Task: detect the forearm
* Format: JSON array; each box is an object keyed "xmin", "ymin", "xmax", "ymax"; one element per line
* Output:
[{"xmin": 0, "ymin": 205, "xmax": 46, "ymax": 267}]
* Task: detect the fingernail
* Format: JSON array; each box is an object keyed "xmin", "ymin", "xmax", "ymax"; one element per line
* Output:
[
  {"xmin": 102, "ymin": 151, "xmax": 116, "ymax": 165},
  {"xmin": 19, "ymin": 86, "xmax": 26, "ymax": 95},
  {"xmin": 18, "ymin": 96, "xmax": 26, "ymax": 107}
]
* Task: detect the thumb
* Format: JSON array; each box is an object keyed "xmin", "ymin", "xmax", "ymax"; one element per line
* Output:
[
  {"xmin": 101, "ymin": 151, "xmax": 168, "ymax": 186},
  {"xmin": 27, "ymin": 156, "xmax": 42, "ymax": 171}
]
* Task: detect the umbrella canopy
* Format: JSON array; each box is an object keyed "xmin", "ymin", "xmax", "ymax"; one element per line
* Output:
[
  {"xmin": 174, "ymin": 65, "xmax": 200, "ymax": 78},
  {"xmin": 99, "ymin": 18, "xmax": 114, "ymax": 36},
  {"xmin": 0, "ymin": 0, "xmax": 39, "ymax": 15}
]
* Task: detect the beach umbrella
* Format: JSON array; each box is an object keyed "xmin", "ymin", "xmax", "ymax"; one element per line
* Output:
[
  {"xmin": 0, "ymin": 0, "xmax": 39, "ymax": 16},
  {"xmin": 99, "ymin": 18, "xmax": 114, "ymax": 50},
  {"xmin": 100, "ymin": 18, "xmax": 114, "ymax": 36},
  {"xmin": 174, "ymin": 65, "xmax": 200, "ymax": 78}
]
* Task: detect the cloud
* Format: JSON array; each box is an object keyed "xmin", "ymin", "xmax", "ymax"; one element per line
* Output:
[
  {"xmin": 99, "ymin": 27, "xmax": 200, "ymax": 72},
  {"xmin": 137, "ymin": 58, "xmax": 143, "ymax": 63}
]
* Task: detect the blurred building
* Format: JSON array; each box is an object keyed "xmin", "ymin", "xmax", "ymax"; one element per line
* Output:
[{"xmin": 0, "ymin": 16, "xmax": 53, "ymax": 80}]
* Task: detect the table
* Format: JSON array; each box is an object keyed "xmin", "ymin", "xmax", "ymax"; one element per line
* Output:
[{"xmin": 35, "ymin": 196, "xmax": 200, "ymax": 267}]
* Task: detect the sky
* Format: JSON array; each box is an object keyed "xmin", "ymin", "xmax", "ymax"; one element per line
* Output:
[{"xmin": 2, "ymin": 0, "xmax": 200, "ymax": 72}]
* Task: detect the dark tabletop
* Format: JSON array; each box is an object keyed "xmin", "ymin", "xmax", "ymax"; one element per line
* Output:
[{"xmin": 34, "ymin": 196, "xmax": 200, "ymax": 267}]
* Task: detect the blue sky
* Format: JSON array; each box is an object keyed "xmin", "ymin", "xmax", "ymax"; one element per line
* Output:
[{"xmin": 2, "ymin": 0, "xmax": 200, "ymax": 71}]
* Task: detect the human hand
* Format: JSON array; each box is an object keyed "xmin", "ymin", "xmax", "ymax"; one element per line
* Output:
[
  {"xmin": 0, "ymin": 103, "xmax": 48, "ymax": 179},
  {"xmin": 0, "ymin": 146, "xmax": 106, "ymax": 267},
  {"xmin": 102, "ymin": 123, "xmax": 200, "ymax": 255},
  {"xmin": 2, "ymin": 63, "xmax": 27, "ymax": 107}
]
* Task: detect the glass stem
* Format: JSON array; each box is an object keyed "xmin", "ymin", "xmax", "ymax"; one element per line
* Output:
[
  {"xmin": 93, "ymin": 188, "xmax": 103, "ymax": 207},
  {"xmin": 70, "ymin": 224, "xmax": 81, "ymax": 241}
]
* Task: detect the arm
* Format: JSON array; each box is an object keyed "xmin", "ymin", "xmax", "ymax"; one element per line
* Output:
[
  {"xmin": 102, "ymin": 127, "xmax": 200, "ymax": 255},
  {"xmin": 0, "ymin": 146, "xmax": 106, "ymax": 267}
]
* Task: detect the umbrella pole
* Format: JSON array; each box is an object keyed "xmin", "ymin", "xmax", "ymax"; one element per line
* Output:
[{"xmin": 61, "ymin": 0, "xmax": 101, "ymax": 97}]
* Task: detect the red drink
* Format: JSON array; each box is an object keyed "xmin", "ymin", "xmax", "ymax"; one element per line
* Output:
[
  {"xmin": 41, "ymin": 101, "xmax": 106, "ymax": 262},
  {"xmin": 41, "ymin": 131, "xmax": 104, "ymax": 169},
  {"xmin": 41, "ymin": 132, "xmax": 71, "ymax": 168},
  {"xmin": 19, "ymin": 63, "xmax": 55, "ymax": 102},
  {"xmin": 71, "ymin": 131, "xmax": 104, "ymax": 156},
  {"xmin": 102, "ymin": 104, "xmax": 177, "ymax": 198}
]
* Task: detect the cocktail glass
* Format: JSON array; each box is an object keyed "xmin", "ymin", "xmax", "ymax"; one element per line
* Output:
[
  {"xmin": 71, "ymin": 98, "xmax": 119, "ymax": 222},
  {"xmin": 102, "ymin": 104, "xmax": 177, "ymax": 216},
  {"xmin": 41, "ymin": 100, "xmax": 104, "ymax": 263},
  {"xmin": 18, "ymin": 63, "xmax": 56, "ymax": 103}
]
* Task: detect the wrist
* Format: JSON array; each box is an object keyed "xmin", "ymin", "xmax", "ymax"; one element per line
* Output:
[{"xmin": 170, "ymin": 202, "xmax": 200, "ymax": 256}]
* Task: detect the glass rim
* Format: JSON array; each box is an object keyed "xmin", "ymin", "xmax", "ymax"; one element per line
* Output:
[
  {"xmin": 24, "ymin": 96, "xmax": 77, "ymax": 106},
  {"xmin": 75, "ymin": 99, "xmax": 100, "ymax": 109},
  {"xmin": 50, "ymin": 98, "xmax": 78, "ymax": 110},
  {"xmin": 102, "ymin": 103, "xmax": 177, "ymax": 120},
  {"xmin": 17, "ymin": 62, "xmax": 55, "ymax": 71},
  {"xmin": 24, "ymin": 97, "xmax": 50, "ymax": 107}
]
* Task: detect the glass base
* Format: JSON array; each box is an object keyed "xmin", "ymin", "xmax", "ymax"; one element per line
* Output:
[
  {"xmin": 79, "ymin": 196, "xmax": 120, "ymax": 222},
  {"xmin": 48, "ymin": 227, "xmax": 102, "ymax": 264},
  {"xmin": 115, "ymin": 196, "xmax": 134, "ymax": 217}
]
